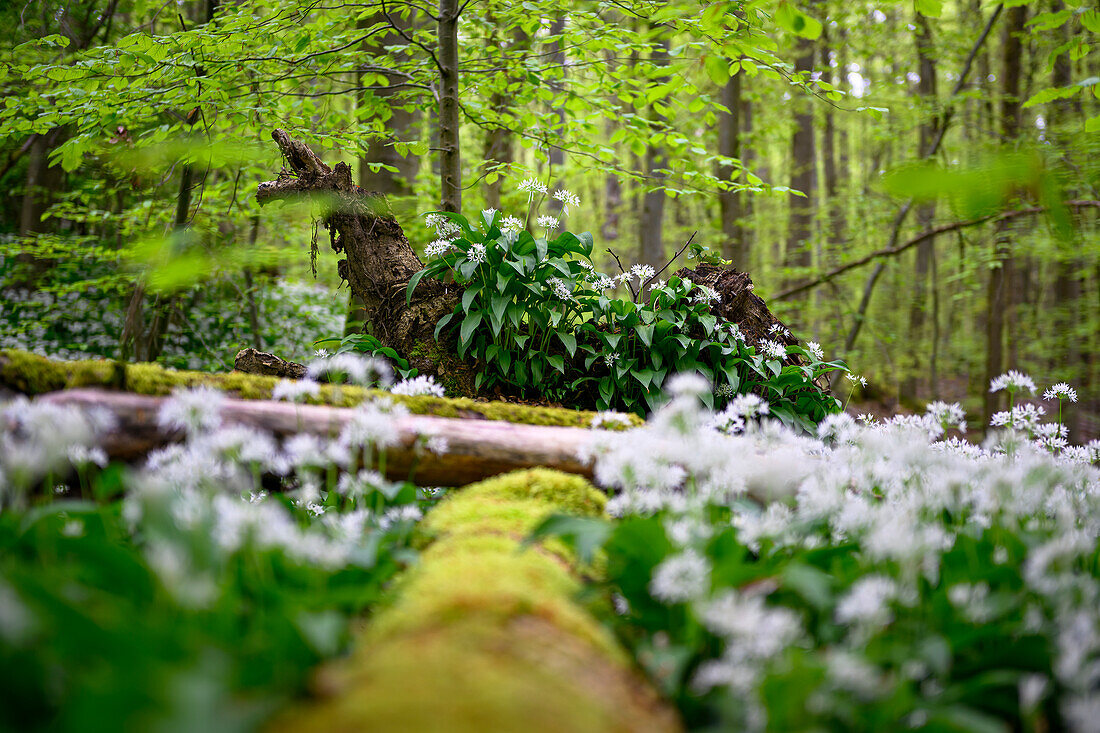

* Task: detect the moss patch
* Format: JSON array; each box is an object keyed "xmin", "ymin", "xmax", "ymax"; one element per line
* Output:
[
  {"xmin": 0, "ymin": 349, "xmax": 641, "ymax": 429},
  {"xmin": 269, "ymin": 469, "xmax": 679, "ymax": 733}
]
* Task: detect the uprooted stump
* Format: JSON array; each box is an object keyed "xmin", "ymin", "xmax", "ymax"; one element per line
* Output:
[{"xmin": 256, "ymin": 129, "xmax": 802, "ymax": 401}]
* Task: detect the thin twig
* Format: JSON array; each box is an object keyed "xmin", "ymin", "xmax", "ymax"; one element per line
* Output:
[
  {"xmin": 642, "ymin": 231, "xmax": 697, "ymax": 296},
  {"xmin": 606, "ymin": 248, "xmax": 637, "ymax": 300}
]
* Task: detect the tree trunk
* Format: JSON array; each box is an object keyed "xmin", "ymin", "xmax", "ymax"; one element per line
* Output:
[
  {"xmin": 638, "ymin": 30, "xmax": 670, "ymax": 269},
  {"xmin": 546, "ymin": 16, "xmax": 567, "ymax": 216},
  {"xmin": 718, "ymin": 72, "xmax": 746, "ymax": 269},
  {"xmin": 784, "ymin": 35, "xmax": 816, "ymax": 297},
  {"xmin": 256, "ymin": 130, "xmax": 471, "ymax": 390},
  {"xmin": 905, "ymin": 11, "xmax": 939, "ymax": 400},
  {"xmin": 437, "ymin": 0, "xmax": 461, "ymax": 212},
  {"xmin": 983, "ymin": 4, "xmax": 1027, "ymax": 428},
  {"xmin": 349, "ymin": 12, "xmax": 422, "ymax": 335}
]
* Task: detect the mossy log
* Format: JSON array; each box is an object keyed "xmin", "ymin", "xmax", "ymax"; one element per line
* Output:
[
  {"xmin": 269, "ymin": 469, "xmax": 681, "ymax": 732},
  {"xmin": 255, "ymin": 130, "xmax": 806, "ymax": 402},
  {"xmin": 0, "ymin": 349, "xmax": 639, "ymax": 430}
]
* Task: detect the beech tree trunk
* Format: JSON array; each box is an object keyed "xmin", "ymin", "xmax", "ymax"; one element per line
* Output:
[
  {"xmin": 784, "ymin": 35, "xmax": 816, "ymax": 297},
  {"xmin": 437, "ymin": 0, "xmax": 461, "ymax": 212},
  {"xmin": 983, "ymin": 4, "xmax": 1026, "ymax": 428},
  {"xmin": 718, "ymin": 72, "xmax": 746, "ymax": 269},
  {"xmin": 638, "ymin": 29, "xmax": 670, "ymax": 269}
]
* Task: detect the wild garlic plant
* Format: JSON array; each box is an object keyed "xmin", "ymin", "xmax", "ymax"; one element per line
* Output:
[
  {"xmin": 409, "ymin": 191, "xmax": 847, "ymax": 424},
  {"xmin": 0, "ymin": 352, "xmax": 446, "ymax": 728},
  {"xmin": 551, "ymin": 371, "xmax": 1100, "ymax": 731}
]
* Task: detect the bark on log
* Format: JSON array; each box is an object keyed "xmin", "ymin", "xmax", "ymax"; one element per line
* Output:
[
  {"xmin": 41, "ymin": 388, "xmax": 595, "ymax": 487},
  {"xmin": 233, "ymin": 348, "xmax": 307, "ymax": 379}
]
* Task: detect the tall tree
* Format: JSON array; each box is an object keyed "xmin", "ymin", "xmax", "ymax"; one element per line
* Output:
[
  {"xmin": 638, "ymin": 27, "xmax": 670, "ymax": 269},
  {"xmin": 718, "ymin": 71, "xmax": 746, "ymax": 269},
  {"xmin": 905, "ymin": 11, "xmax": 940, "ymax": 399},
  {"xmin": 983, "ymin": 4, "xmax": 1028, "ymax": 426},
  {"xmin": 784, "ymin": 31, "xmax": 817, "ymax": 296},
  {"xmin": 437, "ymin": 0, "xmax": 461, "ymax": 212}
]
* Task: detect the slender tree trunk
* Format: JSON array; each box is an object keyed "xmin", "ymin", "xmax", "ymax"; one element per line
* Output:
[
  {"xmin": 437, "ymin": 0, "xmax": 461, "ymax": 212},
  {"xmin": 546, "ymin": 16, "xmax": 567, "ymax": 215},
  {"xmin": 905, "ymin": 12, "xmax": 939, "ymax": 400},
  {"xmin": 1049, "ymin": 0, "xmax": 1083, "ymax": 440},
  {"xmin": 638, "ymin": 29, "xmax": 670, "ymax": 269},
  {"xmin": 983, "ymin": 4, "xmax": 1027, "ymax": 427},
  {"xmin": 718, "ymin": 72, "xmax": 746, "ymax": 269},
  {"xmin": 740, "ymin": 92, "xmax": 755, "ymax": 260},
  {"xmin": 784, "ymin": 35, "xmax": 816, "ymax": 297}
]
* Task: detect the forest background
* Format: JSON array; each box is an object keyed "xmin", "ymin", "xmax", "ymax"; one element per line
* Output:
[{"xmin": 0, "ymin": 0, "xmax": 1097, "ymax": 437}]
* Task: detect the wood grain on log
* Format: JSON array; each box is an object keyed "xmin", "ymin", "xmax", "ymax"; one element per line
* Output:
[{"xmin": 40, "ymin": 388, "xmax": 594, "ymax": 487}]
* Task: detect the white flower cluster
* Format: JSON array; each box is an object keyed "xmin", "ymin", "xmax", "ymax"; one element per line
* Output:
[
  {"xmin": 518, "ymin": 178, "xmax": 548, "ymax": 195},
  {"xmin": 989, "ymin": 369, "xmax": 1037, "ymax": 395},
  {"xmin": 0, "ymin": 384, "xmax": 442, "ymax": 609},
  {"xmin": 390, "ymin": 375, "xmax": 445, "ymax": 397},
  {"xmin": 307, "ymin": 352, "xmax": 393, "ymax": 387},
  {"xmin": 547, "ymin": 277, "xmax": 573, "ymax": 300},
  {"xmin": 0, "ymin": 396, "xmax": 114, "ymax": 505},
  {"xmin": 583, "ymin": 373, "xmax": 1100, "ymax": 731}
]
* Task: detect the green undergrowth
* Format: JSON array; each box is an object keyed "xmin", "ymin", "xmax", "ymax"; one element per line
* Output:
[
  {"xmin": 0, "ymin": 349, "xmax": 641, "ymax": 429},
  {"xmin": 270, "ymin": 469, "xmax": 678, "ymax": 733}
]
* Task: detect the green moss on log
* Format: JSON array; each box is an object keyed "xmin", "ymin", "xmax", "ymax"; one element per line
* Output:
[
  {"xmin": 269, "ymin": 468, "xmax": 679, "ymax": 733},
  {"xmin": 0, "ymin": 349, "xmax": 641, "ymax": 430}
]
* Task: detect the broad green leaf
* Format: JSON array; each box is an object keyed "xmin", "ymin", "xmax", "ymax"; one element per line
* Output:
[
  {"xmin": 775, "ymin": 2, "xmax": 822, "ymax": 39},
  {"xmin": 460, "ymin": 311, "xmax": 482, "ymax": 347}
]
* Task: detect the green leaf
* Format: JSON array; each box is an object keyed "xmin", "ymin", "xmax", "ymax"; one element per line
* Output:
[
  {"xmin": 547, "ymin": 354, "xmax": 565, "ymax": 373},
  {"xmin": 1023, "ymin": 85, "xmax": 1081, "ymax": 108},
  {"xmin": 406, "ymin": 268, "xmax": 430, "ymax": 304},
  {"xmin": 523, "ymin": 514, "xmax": 612, "ymax": 565},
  {"xmin": 1086, "ymin": 114, "xmax": 1100, "ymax": 133},
  {"xmin": 434, "ymin": 312, "xmax": 455, "ymax": 339},
  {"xmin": 556, "ymin": 331, "xmax": 577, "ymax": 356},
  {"xmin": 460, "ymin": 311, "xmax": 483, "ymax": 347},
  {"xmin": 705, "ymin": 55, "xmax": 730, "ymax": 85},
  {"xmin": 491, "ymin": 294, "xmax": 509, "ymax": 324},
  {"xmin": 1083, "ymin": 9, "xmax": 1100, "ymax": 33},
  {"xmin": 775, "ymin": 2, "xmax": 822, "ymax": 39},
  {"xmin": 462, "ymin": 286, "xmax": 479, "ymax": 313}
]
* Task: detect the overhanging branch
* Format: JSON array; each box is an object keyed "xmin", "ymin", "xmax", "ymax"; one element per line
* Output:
[{"xmin": 774, "ymin": 200, "xmax": 1100, "ymax": 301}]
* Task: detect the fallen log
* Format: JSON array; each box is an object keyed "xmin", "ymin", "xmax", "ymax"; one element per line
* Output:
[{"xmin": 41, "ymin": 388, "xmax": 597, "ymax": 487}]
